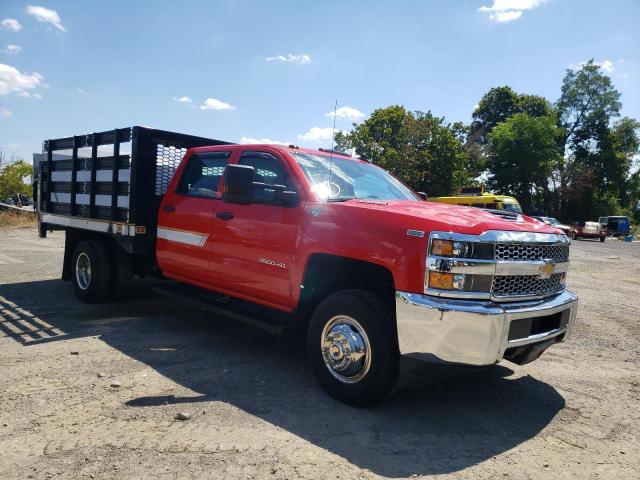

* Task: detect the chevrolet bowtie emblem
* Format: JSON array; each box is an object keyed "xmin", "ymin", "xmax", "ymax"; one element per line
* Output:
[{"xmin": 539, "ymin": 262, "xmax": 555, "ymax": 279}]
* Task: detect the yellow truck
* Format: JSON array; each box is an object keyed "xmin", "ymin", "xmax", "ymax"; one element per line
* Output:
[{"xmin": 428, "ymin": 187, "xmax": 523, "ymax": 213}]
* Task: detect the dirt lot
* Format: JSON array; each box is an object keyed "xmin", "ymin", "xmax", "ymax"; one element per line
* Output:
[{"xmin": 0, "ymin": 226, "xmax": 638, "ymax": 480}]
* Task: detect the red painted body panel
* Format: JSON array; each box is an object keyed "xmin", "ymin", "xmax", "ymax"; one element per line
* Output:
[
  {"xmin": 156, "ymin": 144, "xmax": 565, "ymax": 312},
  {"xmin": 156, "ymin": 196, "xmax": 218, "ymax": 282}
]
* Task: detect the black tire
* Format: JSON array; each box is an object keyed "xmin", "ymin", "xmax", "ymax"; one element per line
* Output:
[
  {"xmin": 71, "ymin": 240, "xmax": 112, "ymax": 303},
  {"xmin": 600, "ymin": 236, "xmax": 605, "ymax": 242},
  {"xmin": 307, "ymin": 290, "xmax": 398, "ymax": 407}
]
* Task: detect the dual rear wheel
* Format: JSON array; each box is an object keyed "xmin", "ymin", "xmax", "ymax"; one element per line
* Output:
[{"xmin": 71, "ymin": 240, "xmax": 133, "ymax": 302}]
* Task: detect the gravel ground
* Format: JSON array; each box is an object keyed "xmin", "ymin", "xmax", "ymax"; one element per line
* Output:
[{"xmin": 0, "ymin": 226, "xmax": 638, "ymax": 480}]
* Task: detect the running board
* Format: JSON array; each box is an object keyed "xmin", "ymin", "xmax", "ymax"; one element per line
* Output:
[{"xmin": 151, "ymin": 281, "xmax": 290, "ymax": 335}]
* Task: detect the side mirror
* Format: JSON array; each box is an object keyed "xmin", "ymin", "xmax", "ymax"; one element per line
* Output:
[
  {"xmin": 222, "ymin": 164, "xmax": 254, "ymax": 204},
  {"xmin": 418, "ymin": 191, "xmax": 427, "ymax": 200}
]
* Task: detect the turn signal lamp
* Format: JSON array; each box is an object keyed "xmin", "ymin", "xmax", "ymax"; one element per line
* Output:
[
  {"xmin": 431, "ymin": 239, "xmax": 453, "ymax": 256},
  {"xmin": 428, "ymin": 272, "xmax": 466, "ymax": 290}
]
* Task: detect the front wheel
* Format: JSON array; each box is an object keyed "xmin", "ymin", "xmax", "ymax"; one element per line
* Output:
[
  {"xmin": 307, "ymin": 290, "xmax": 398, "ymax": 406},
  {"xmin": 600, "ymin": 236, "xmax": 605, "ymax": 242}
]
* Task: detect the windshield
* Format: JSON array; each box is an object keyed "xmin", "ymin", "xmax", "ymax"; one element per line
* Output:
[
  {"xmin": 546, "ymin": 218, "xmax": 561, "ymax": 225},
  {"xmin": 292, "ymin": 153, "xmax": 419, "ymax": 201},
  {"xmin": 501, "ymin": 201, "xmax": 523, "ymax": 213}
]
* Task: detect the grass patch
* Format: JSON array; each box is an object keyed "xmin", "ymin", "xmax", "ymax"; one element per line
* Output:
[{"xmin": 0, "ymin": 209, "xmax": 37, "ymax": 228}]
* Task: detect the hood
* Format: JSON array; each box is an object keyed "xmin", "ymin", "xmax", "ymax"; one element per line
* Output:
[{"xmin": 342, "ymin": 199, "xmax": 564, "ymax": 236}]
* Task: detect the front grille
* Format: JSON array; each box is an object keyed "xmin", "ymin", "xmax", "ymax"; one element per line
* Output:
[
  {"xmin": 495, "ymin": 243, "xmax": 569, "ymax": 262},
  {"xmin": 492, "ymin": 273, "xmax": 565, "ymax": 298}
]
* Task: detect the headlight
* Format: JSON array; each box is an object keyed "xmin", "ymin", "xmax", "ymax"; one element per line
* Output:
[
  {"xmin": 430, "ymin": 239, "xmax": 471, "ymax": 257},
  {"xmin": 426, "ymin": 235, "xmax": 494, "ymax": 295}
]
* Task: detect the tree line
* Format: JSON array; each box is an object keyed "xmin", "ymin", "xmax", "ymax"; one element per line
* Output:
[
  {"xmin": 0, "ymin": 150, "xmax": 32, "ymax": 201},
  {"xmin": 335, "ymin": 60, "xmax": 640, "ymax": 222}
]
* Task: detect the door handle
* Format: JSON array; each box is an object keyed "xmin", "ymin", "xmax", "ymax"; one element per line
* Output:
[
  {"xmin": 216, "ymin": 211, "xmax": 234, "ymax": 221},
  {"xmin": 162, "ymin": 204, "xmax": 175, "ymax": 213}
]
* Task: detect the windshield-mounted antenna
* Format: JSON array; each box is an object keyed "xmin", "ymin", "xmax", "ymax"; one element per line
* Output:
[{"xmin": 328, "ymin": 99, "xmax": 338, "ymax": 198}]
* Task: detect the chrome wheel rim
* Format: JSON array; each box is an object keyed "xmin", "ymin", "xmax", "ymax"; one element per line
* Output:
[
  {"xmin": 321, "ymin": 315, "xmax": 371, "ymax": 384},
  {"xmin": 75, "ymin": 252, "xmax": 91, "ymax": 290}
]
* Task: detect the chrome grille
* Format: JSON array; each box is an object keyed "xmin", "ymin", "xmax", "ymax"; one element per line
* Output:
[
  {"xmin": 492, "ymin": 273, "xmax": 565, "ymax": 298},
  {"xmin": 495, "ymin": 243, "xmax": 569, "ymax": 262}
]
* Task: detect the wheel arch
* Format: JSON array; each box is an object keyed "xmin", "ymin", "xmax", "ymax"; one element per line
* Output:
[
  {"xmin": 62, "ymin": 229, "xmax": 131, "ymax": 281},
  {"xmin": 296, "ymin": 253, "xmax": 397, "ymax": 335}
]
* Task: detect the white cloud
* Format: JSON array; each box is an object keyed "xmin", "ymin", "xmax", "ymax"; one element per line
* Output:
[
  {"xmin": 3, "ymin": 45, "xmax": 21, "ymax": 55},
  {"xmin": 26, "ymin": 5, "xmax": 67, "ymax": 32},
  {"xmin": 479, "ymin": 0, "xmax": 547, "ymax": 22},
  {"xmin": 240, "ymin": 136, "xmax": 288, "ymax": 145},
  {"xmin": 298, "ymin": 127, "xmax": 339, "ymax": 142},
  {"xmin": 76, "ymin": 88, "xmax": 87, "ymax": 94},
  {"xmin": 570, "ymin": 59, "xmax": 617, "ymax": 73},
  {"xmin": 173, "ymin": 96, "xmax": 192, "ymax": 104},
  {"xmin": 265, "ymin": 53, "xmax": 311, "ymax": 64},
  {"xmin": 491, "ymin": 10, "xmax": 522, "ymax": 22},
  {"xmin": 325, "ymin": 106, "xmax": 365, "ymax": 121},
  {"xmin": 1, "ymin": 19, "xmax": 22, "ymax": 32},
  {"xmin": 599, "ymin": 60, "xmax": 614, "ymax": 72},
  {"xmin": 0, "ymin": 63, "xmax": 45, "ymax": 97},
  {"xmin": 17, "ymin": 90, "xmax": 42, "ymax": 99},
  {"xmin": 0, "ymin": 106, "xmax": 12, "ymax": 118},
  {"xmin": 199, "ymin": 98, "xmax": 236, "ymax": 111}
]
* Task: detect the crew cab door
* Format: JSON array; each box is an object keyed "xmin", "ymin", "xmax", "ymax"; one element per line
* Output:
[
  {"xmin": 210, "ymin": 149, "xmax": 302, "ymax": 310},
  {"xmin": 156, "ymin": 150, "xmax": 232, "ymax": 285}
]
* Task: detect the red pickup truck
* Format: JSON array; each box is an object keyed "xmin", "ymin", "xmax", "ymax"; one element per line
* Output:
[{"xmin": 35, "ymin": 127, "xmax": 578, "ymax": 406}]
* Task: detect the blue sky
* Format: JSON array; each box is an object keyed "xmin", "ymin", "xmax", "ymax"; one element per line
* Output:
[{"xmin": 1, "ymin": 0, "xmax": 639, "ymax": 162}]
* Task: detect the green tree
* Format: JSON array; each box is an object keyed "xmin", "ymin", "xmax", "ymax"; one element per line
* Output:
[
  {"xmin": 627, "ymin": 170, "xmax": 640, "ymax": 224},
  {"xmin": 608, "ymin": 118, "xmax": 640, "ymax": 220},
  {"xmin": 557, "ymin": 60, "xmax": 622, "ymax": 157},
  {"xmin": 555, "ymin": 60, "xmax": 623, "ymax": 217},
  {"xmin": 487, "ymin": 114, "xmax": 560, "ymax": 212},
  {"xmin": 470, "ymin": 86, "xmax": 554, "ymax": 145},
  {"xmin": 337, "ymin": 106, "xmax": 470, "ymax": 196},
  {"xmin": 0, "ymin": 153, "xmax": 33, "ymax": 200}
]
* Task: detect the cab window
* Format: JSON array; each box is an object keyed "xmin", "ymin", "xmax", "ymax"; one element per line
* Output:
[
  {"xmin": 177, "ymin": 151, "xmax": 231, "ymax": 199},
  {"xmin": 239, "ymin": 151, "xmax": 295, "ymax": 205}
]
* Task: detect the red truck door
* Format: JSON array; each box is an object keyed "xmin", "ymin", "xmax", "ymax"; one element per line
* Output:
[
  {"xmin": 156, "ymin": 150, "xmax": 233, "ymax": 286},
  {"xmin": 210, "ymin": 149, "xmax": 302, "ymax": 310}
]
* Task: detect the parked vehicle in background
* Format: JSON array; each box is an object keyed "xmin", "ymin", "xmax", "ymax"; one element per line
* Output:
[
  {"xmin": 34, "ymin": 126, "xmax": 578, "ymax": 406},
  {"xmin": 3, "ymin": 193, "xmax": 33, "ymax": 207},
  {"xmin": 570, "ymin": 221, "xmax": 606, "ymax": 242},
  {"xmin": 598, "ymin": 216, "xmax": 631, "ymax": 237},
  {"xmin": 532, "ymin": 216, "xmax": 570, "ymax": 235},
  {"xmin": 428, "ymin": 186, "xmax": 523, "ymax": 213}
]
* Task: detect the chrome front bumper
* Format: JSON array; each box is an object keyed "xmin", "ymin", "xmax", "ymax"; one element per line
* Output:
[{"xmin": 395, "ymin": 290, "xmax": 578, "ymax": 366}]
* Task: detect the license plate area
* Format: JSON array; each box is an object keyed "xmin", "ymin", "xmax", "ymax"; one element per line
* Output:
[{"xmin": 508, "ymin": 309, "xmax": 570, "ymax": 341}]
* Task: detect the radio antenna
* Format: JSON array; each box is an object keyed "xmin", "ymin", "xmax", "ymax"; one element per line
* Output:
[{"xmin": 327, "ymin": 99, "xmax": 338, "ymax": 197}]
